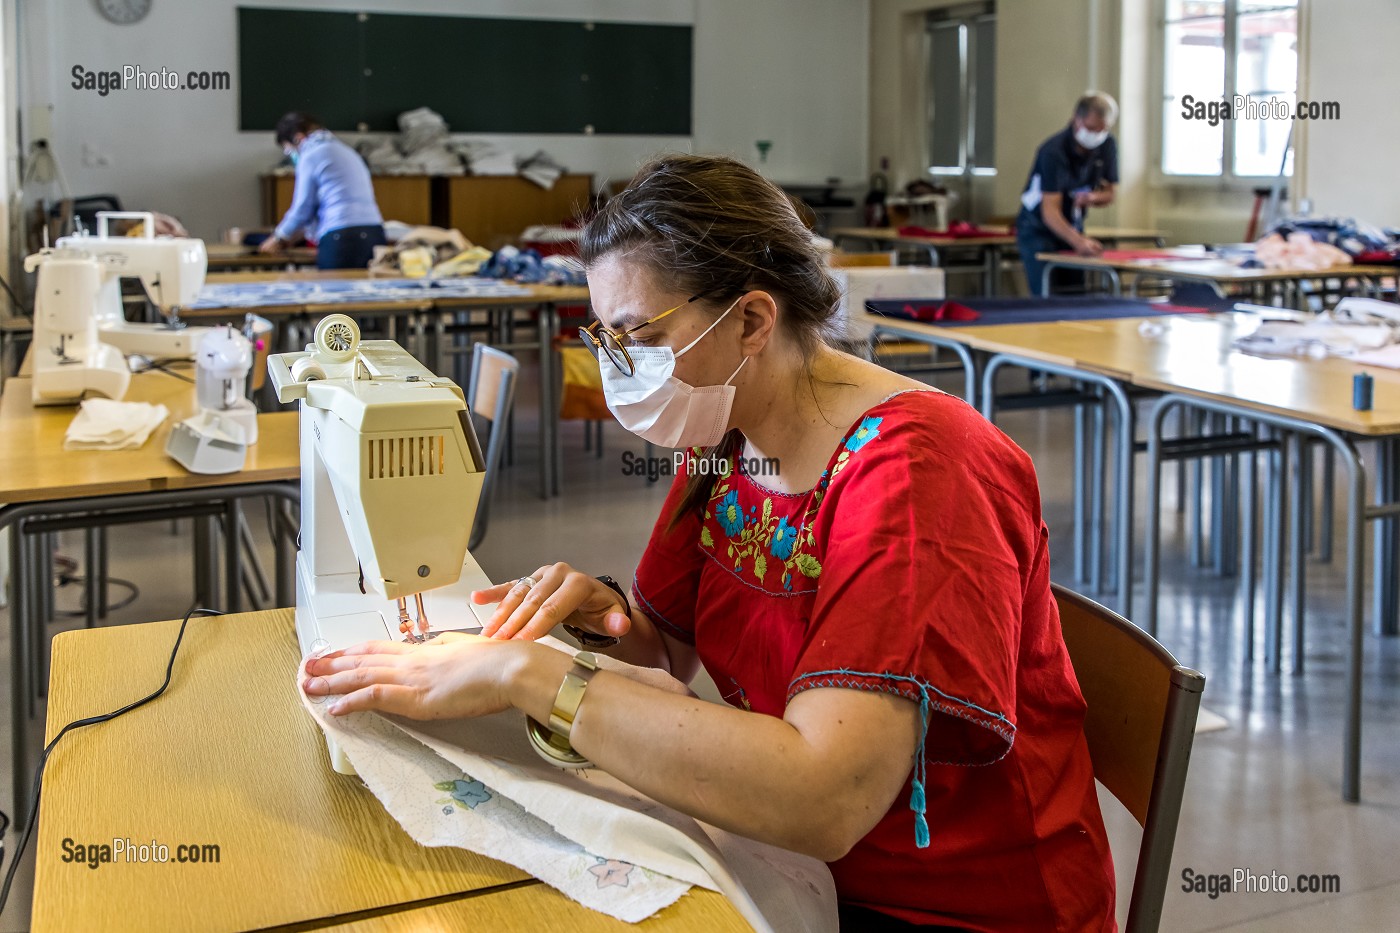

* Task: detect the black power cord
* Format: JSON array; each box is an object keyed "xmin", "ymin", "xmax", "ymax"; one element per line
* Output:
[{"xmin": 0, "ymin": 605, "xmax": 224, "ymax": 913}]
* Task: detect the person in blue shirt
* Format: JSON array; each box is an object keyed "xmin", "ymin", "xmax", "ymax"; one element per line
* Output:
[
  {"xmin": 1015, "ymin": 93, "xmax": 1119, "ymax": 296},
  {"xmin": 260, "ymin": 112, "xmax": 386, "ymax": 270}
]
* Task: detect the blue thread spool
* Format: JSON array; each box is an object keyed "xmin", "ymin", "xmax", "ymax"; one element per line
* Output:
[{"xmin": 1354, "ymin": 372, "xmax": 1374, "ymax": 411}]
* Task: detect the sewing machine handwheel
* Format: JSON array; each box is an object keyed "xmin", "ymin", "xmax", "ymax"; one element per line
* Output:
[{"xmin": 314, "ymin": 314, "xmax": 360, "ymax": 362}]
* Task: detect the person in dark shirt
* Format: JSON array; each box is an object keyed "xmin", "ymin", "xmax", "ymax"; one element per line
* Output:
[{"xmin": 1015, "ymin": 93, "xmax": 1119, "ymax": 295}]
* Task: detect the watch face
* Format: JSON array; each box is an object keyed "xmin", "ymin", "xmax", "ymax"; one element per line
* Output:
[{"xmin": 98, "ymin": 0, "xmax": 152, "ymax": 25}]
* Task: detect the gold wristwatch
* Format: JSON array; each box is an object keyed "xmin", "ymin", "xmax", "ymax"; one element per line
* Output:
[{"xmin": 525, "ymin": 651, "xmax": 599, "ymax": 769}]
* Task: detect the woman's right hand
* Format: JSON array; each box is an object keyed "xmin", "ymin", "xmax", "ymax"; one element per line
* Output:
[{"xmin": 471, "ymin": 562, "xmax": 632, "ymax": 642}]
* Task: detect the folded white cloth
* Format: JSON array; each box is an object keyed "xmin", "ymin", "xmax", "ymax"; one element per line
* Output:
[{"xmin": 64, "ymin": 399, "xmax": 169, "ymax": 450}]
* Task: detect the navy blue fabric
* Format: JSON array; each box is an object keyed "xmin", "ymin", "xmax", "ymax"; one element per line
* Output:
[
  {"xmin": 1014, "ymin": 125, "xmax": 1118, "ymax": 241},
  {"xmin": 316, "ymin": 224, "xmax": 386, "ymax": 270},
  {"xmin": 866, "ymin": 295, "xmax": 1201, "ymax": 327}
]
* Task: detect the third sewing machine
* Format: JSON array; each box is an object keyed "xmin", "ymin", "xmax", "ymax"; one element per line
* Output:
[{"xmin": 25, "ymin": 211, "xmax": 210, "ymax": 405}]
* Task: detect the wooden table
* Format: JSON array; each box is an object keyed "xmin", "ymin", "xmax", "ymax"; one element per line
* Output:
[
  {"xmin": 833, "ymin": 226, "xmax": 1167, "ymax": 295},
  {"xmin": 192, "ymin": 270, "xmax": 592, "ymax": 499},
  {"xmin": 2, "ymin": 373, "xmax": 301, "ymax": 822},
  {"xmin": 863, "ymin": 308, "xmax": 1400, "ymax": 802},
  {"xmin": 1035, "ymin": 250, "xmax": 1395, "ymax": 307},
  {"xmin": 30, "ymin": 609, "xmax": 746, "ymax": 931},
  {"xmin": 204, "ymin": 243, "xmax": 319, "ymax": 272}
]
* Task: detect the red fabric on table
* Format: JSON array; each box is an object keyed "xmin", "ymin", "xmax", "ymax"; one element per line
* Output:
[
  {"xmin": 897, "ymin": 221, "xmax": 1010, "ymax": 239},
  {"xmin": 632, "ymin": 391, "xmax": 1116, "ymax": 932},
  {"xmin": 894, "ymin": 300, "xmax": 981, "ymax": 323}
]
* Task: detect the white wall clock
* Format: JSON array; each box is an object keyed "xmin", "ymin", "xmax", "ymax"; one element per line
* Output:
[{"xmin": 97, "ymin": 0, "xmax": 152, "ymax": 25}]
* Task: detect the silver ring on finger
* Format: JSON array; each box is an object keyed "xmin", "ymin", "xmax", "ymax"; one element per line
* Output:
[{"xmin": 514, "ymin": 575, "xmax": 538, "ymax": 592}]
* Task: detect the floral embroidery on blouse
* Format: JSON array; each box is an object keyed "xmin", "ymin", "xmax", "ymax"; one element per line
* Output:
[
  {"xmin": 698, "ymin": 415, "xmax": 885, "ymax": 591},
  {"xmin": 846, "ymin": 416, "xmax": 883, "ymax": 452}
]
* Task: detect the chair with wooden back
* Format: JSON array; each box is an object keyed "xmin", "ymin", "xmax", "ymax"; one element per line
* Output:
[
  {"xmin": 466, "ymin": 344, "xmax": 519, "ymax": 550},
  {"xmin": 1053, "ymin": 584, "xmax": 1206, "ymax": 933}
]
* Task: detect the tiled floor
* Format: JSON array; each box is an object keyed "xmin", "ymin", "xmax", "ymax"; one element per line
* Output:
[{"xmin": 3, "ymin": 365, "xmax": 1399, "ymax": 931}]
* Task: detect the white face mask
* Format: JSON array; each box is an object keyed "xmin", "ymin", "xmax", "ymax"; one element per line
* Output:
[
  {"xmin": 1074, "ymin": 125, "xmax": 1109, "ymax": 150},
  {"xmin": 599, "ymin": 295, "xmax": 749, "ymax": 448}
]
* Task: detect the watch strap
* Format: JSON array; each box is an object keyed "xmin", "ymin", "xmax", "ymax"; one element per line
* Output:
[{"xmin": 546, "ymin": 650, "xmax": 598, "ymax": 737}]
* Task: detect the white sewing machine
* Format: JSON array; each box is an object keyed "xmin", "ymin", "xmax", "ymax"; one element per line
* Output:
[
  {"xmin": 26, "ymin": 211, "xmax": 211, "ymax": 405},
  {"xmin": 24, "ymin": 246, "xmax": 130, "ymax": 405},
  {"xmin": 57, "ymin": 211, "xmax": 210, "ymax": 358},
  {"xmin": 269, "ymin": 314, "xmax": 498, "ymax": 772}
]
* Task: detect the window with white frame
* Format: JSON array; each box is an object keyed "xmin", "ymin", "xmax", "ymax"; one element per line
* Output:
[
  {"xmin": 927, "ymin": 4, "xmax": 996, "ymax": 177},
  {"xmin": 1161, "ymin": 0, "xmax": 1298, "ymax": 178}
]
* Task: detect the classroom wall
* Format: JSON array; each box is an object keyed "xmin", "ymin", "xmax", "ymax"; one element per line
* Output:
[
  {"xmin": 1297, "ymin": 0, "xmax": 1400, "ymax": 226},
  {"xmin": 868, "ymin": 0, "xmax": 1134, "ymax": 226},
  {"xmin": 16, "ymin": 0, "xmax": 869, "ymax": 242},
  {"xmin": 871, "ymin": 0, "xmax": 1309, "ymax": 244}
]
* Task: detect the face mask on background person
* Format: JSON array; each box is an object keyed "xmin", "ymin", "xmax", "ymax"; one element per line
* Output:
[
  {"xmin": 600, "ymin": 295, "xmax": 749, "ymax": 449},
  {"xmin": 1074, "ymin": 125, "xmax": 1109, "ymax": 150}
]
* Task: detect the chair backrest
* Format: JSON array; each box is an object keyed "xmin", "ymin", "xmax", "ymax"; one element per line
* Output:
[
  {"xmin": 466, "ymin": 344, "xmax": 519, "ymax": 550},
  {"xmin": 1052, "ymin": 584, "xmax": 1205, "ymax": 933}
]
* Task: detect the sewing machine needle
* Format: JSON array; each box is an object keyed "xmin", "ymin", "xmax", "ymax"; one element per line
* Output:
[
  {"xmin": 397, "ymin": 598, "xmax": 414, "ymax": 640},
  {"xmin": 414, "ymin": 592, "xmax": 429, "ymax": 637}
]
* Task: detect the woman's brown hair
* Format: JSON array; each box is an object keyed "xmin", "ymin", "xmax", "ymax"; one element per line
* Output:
[{"xmin": 579, "ymin": 154, "xmax": 843, "ymax": 528}]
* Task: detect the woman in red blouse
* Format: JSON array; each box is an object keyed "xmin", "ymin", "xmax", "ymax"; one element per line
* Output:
[{"xmin": 304, "ymin": 155, "xmax": 1117, "ymax": 931}]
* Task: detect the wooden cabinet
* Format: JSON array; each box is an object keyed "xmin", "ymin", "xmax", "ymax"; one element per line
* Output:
[
  {"xmin": 440, "ymin": 174, "xmax": 593, "ymax": 249},
  {"xmin": 259, "ymin": 173, "xmax": 594, "ymax": 249},
  {"xmin": 260, "ymin": 174, "xmax": 434, "ymax": 228}
]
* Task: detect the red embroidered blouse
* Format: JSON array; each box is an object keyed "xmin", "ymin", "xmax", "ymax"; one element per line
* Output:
[{"xmin": 632, "ymin": 389, "xmax": 1117, "ymax": 931}]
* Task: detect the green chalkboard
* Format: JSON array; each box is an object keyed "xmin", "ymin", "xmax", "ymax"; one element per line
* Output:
[{"xmin": 238, "ymin": 7, "xmax": 692, "ymax": 136}]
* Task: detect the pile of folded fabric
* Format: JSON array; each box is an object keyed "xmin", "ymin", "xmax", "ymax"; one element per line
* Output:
[
  {"xmin": 1232, "ymin": 296, "xmax": 1400, "ymax": 358},
  {"xmin": 1252, "ymin": 231, "xmax": 1353, "ymax": 270},
  {"xmin": 454, "ymin": 140, "xmax": 518, "ymax": 176},
  {"xmin": 359, "ymin": 108, "xmax": 466, "ymax": 175},
  {"xmin": 1255, "ymin": 216, "xmax": 1400, "ymax": 267},
  {"xmin": 369, "ymin": 226, "xmax": 492, "ymax": 278},
  {"xmin": 477, "ymin": 245, "xmax": 586, "ymax": 286},
  {"xmin": 519, "ymin": 151, "xmax": 567, "ymax": 189}
]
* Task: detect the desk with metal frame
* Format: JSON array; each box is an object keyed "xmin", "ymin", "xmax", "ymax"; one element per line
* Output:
[
  {"xmin": 1035, "ymin": 250, "xmax": 1395, "ymax": 308},
  {"xmin": 0, "ymin": 372, "xmax": 301, "ymax": 823},
  {"xmin": 834, "ymin": 227, "xmax": 1168, "ymax": 295},
  {"xmin": 203, "ymin": 243, "xmax": 320, "ymax": 271},
  {"xmin": 28, "ymin": 608, "xmax": 749, "ymax": 931},
  {"xmin": 191, "ymin": 272, "xmax": 591, "ymax": 498},
  {"xmin": 864, "ymin": 308, "xmax": 1400, "ymax": 801}
]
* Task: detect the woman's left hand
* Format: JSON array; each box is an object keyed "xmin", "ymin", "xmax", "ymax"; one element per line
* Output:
[{"xmin": 302, "ymin": 633, "xmax": 520, "ymax": 719}]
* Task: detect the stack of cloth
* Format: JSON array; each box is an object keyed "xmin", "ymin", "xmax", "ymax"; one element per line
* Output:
[
  {"xmin": 396, "ymin": 107, "xmax": 463, "ymax": 175},
  {"xmin": 454, "ymin": 140, "xmax": 518, "ymax": 176},
  {"xmin": 477, "ymin": 245, "xmax": 587, "ymax": 286},
  {"xmin": 519, "ymin": 150, "xmax": 567, "ymax": 189},
  {"xmin": 369, "ymin": 226, "xmax": 493, "ymax": 278},
  {"xmin": 1232, "ymin": 296, "xmax": 1400, "ymax": 358},
  {"xmin": 359, "ymin": 108, "xmax": 466, "ymax": 175},
  {"xmin": 1252, "ymin": 231, "xmax": 1353, "ymax": 270},
  {"xmin": 64, "ymin": 399, "xmax": 168, "ymax": 450}
]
